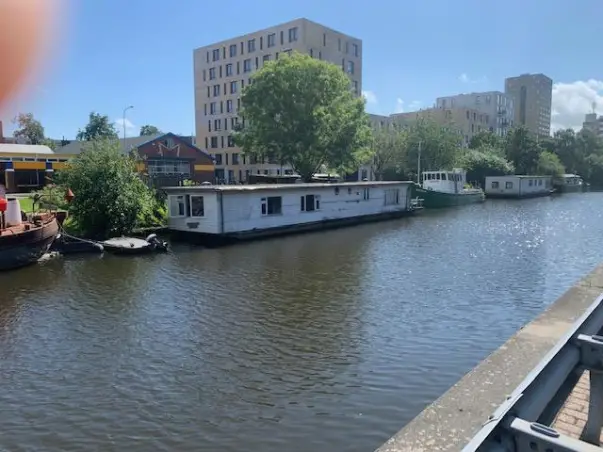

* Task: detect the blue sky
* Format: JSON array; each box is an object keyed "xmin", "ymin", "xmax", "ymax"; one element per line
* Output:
[{"xmin": 2, "ymin": 0, "xmax": 603, "ymax": 139}]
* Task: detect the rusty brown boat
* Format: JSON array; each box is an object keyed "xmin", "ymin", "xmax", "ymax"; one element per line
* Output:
[{"xmin": 0, "ymin": 211, "xmax": 59, "ymax": 271}]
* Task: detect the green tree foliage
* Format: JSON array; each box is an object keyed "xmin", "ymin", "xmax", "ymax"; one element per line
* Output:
[
  {"xmin": 468, "ymin": 131, "xmax": 503, "ymax": 152},
  {"xmin": 234, "ymin": 52, "xmax": 371, "ymax": 182},
  {"xmin": 56, "ymin": 139, "xmax": 164, "ymax": 239},
  {"xmin": 369, "ymin": 127, "xmax": 407, "ymax": 180},
  {"xmin": 13, "ymin": 112, "xmax": 45, "ymax": 144},
  {"xmin": 404, "ymin": 119, "xmax": 462, "ymax": 181},
  {"xmin": 140, "ymin": 125, "xmax": 161, "ymax": 136},
  {"xmin": 504, "ymin": 126, "xmax": 541, "ymax": 174},
  {"xmin": 536, "ymin": 151, "xmax": 565, "ymax": 177},
  {"xmin": 76, "ymin": 112, "xmax": 118, "ymax": 141},
  {"xmin": 457, "ymin": 146, "xmax": 515, "ymax": 187}
]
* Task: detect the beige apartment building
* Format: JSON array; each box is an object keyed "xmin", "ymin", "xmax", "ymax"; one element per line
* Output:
[
  {"xmin": 193, "ymin": 18, "xmax": 363, "ymax": 183},
  {"xmin": 504, "ymin": 73, "xmax": 553, "ymax": 138},
  {"xmin": 389, "ymin": 107, "xmax": 491, "ymax": 147}
]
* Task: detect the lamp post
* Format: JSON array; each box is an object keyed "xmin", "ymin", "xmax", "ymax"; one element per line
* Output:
[{"xmin": 122, "ymin": 105, "xmax": 134, "ymax": 142}]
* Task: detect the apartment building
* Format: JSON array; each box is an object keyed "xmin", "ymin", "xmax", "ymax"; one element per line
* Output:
[
  {"xmin": 436, "ymin": 91, "xmax": 514, "ymax": 137},
  {"xmin": 582, "ymin": 113, "xmax": 603, "ymax": 138},
  {"xmin": 504, "ymin": 73, "xmax": 553, "ymax": 138},
  {"xmin": 193, "ymin": 18, "xmax": 363, "ymax": 183},
  {"xmin": 390, "ymin": 107, "xmax": 490, "ymax": 146}
]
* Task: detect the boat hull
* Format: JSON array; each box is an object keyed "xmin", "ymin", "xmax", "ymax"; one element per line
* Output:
[
  {"xmin": 554, "ymin": 184, "xmax": 584, "ymax": 193},
  {"xmin": 0, "ymin": 217, "xmax": 59, "ymax": 271},
  {"xmin": 412, "ymin": 184, "xmax": 485, "ymax": 208}
]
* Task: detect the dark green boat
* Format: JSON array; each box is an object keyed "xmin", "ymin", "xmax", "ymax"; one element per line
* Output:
[{"xmin": 413, "ymin": 169, "xmax": 485, "ymax": 208}]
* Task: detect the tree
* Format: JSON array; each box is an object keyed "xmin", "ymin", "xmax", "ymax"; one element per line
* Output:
[
  {"xmin": 457, "ymin": 147, "xmax": 515, "ymax": 187},
  {"xmin": 536, "ymin": 150, "xmax": 565, "ymax": 177},
  {"xmin": 56, "ymin": 139, "xmax": 162, "ymax": 239},
  {"xmin": 370, "ymin": 126, "xmax": 407, "ymax": 180},
  {"xmin": 140, "ymin": 125, "xmax": 161, "ymax": 136},
  {"xmin": 234, "ymin": 52, "xmax": 371, "ymax": 182},
  {"xmin": 76, "ymin": 112, "xmax": 118, "ymax": 141},
  {"xmin": 13, "ymin": 112, "xmax": 45, "ymax": 144},
  {"xmin": 404, "ymin": 119, "xmax": 462, "ymax": 181},
  {"xmin": 504, "ymin": 126, "xmax": 540, "ymax": 174},
  {"xmin": 468, "ymin": 131, "xmax": 503, "ymax": 152}
]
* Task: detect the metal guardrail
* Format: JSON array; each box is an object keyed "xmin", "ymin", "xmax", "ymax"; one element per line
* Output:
[{"xmin": 462, "ymin": 291, "xmax": 603, "ymax": 451}]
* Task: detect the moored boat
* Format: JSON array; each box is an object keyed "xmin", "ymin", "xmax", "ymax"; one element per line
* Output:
[
  {"xmin": 0, "ymin": 198, "xmax": 59, "ymax": 271},
  {"xmin": 412, "ymin": 169, "xmax": 485, "ymax": 208},
  {"xmin": 553, "ymin": 174, "xmax": 584, "ymax": 193}
]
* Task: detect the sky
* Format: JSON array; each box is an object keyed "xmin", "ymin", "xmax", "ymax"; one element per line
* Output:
[{"xmin": 1, "ymin": 0, "xmax": 603, "ymax": 140}]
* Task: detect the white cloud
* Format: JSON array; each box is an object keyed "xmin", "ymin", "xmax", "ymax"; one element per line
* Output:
[
  {"xmin": 114, "ymin": 117, "xmax": 137, "ymax": 137},
  {"xmin": 551, "ymin": 79, "xmax": 603, "ymax": 132},
  {"xmin": 459, "ymin": 73, "xmax": 487, "ymax": 84},
  {"xmin": 393, "ymin": 99, "xmax": 423, "ymax": 114},
  {"xmin": 362, "ymin": 90, "xmax": 377, "ymax": 104}
]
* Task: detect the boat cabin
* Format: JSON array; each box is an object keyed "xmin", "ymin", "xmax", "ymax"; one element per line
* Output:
[
  {"xmin": 485, "ymin": 175, "xmax": 552, "ymax": 198},
  {"xmin": 421, "ymin": 169, "xmax": 468, "ymax": 194},
  {"xmin": 164, "ymin": 181, "xmax": 415, "ymax": 241}
]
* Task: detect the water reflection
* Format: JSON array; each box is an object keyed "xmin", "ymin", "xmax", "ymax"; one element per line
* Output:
[{"xmin": 0, "ymin": 195, "xmax": 602, "ymax": 451}]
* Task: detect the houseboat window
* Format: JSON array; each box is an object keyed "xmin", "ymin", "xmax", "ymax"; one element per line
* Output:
[
  {"xmin": 190, "ymin": 195, "xmax": 204, "ymax": 217},
  {"xmin": 384, "ymin": 189, "xmax": 399, "ymax": 205},
  {"xmin": 334, "ymin": 187, "xmax": 340, "ymax": 195},
  {"xmin": 348, "ymin": 187, "xmax": 352, "ymax": 194},
  {"xmin": 261, "ymin": 196, "xmax": 282, "ymax": 215},
  {"xmin": 538, "ymin": 179, "xmax": 543, "ymax": 186},
  {"xmin": 169, "ymin": 195, "xmax": 188, "ymax": 217},
  {"xmin": 363, "ymin": 188, "xmax": 370, "ymax": 200},
  {"xmin": 505, "ymin": 181, "xmax": 513, "ymax": 189},
  {"xmin": 491, "ymin": 181, "xmax": 499, "ymax": 189},
  {"xmin": 441, "ymin": 173, "xmax": 447, "ymax": 180},
  {"xmin": 529, "ymin": 179, "xmax": 533, "ymax": 186},
  {"xmin": 301, "ymin": 194, "xmax": 320, "ymax": 212}
]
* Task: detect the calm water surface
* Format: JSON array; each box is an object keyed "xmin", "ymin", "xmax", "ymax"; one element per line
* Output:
[{"xmin": 1, "ymin": 193, "xmax": 602, "ymax": 451}]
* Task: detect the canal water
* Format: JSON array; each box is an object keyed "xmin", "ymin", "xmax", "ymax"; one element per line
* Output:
[{"xmin": 1, "ymin": 193, "xmax": 602, "ymax": 451}]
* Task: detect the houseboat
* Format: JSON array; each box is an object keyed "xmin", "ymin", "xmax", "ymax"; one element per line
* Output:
[
  {"xmin": 553, "ymin": 173, "xmax": 584, "ymax": 193},
  {"xmin": 412, "ymin": 169, "xmax": 485, "ymax": 208},
  {"xmin": 485, "ymin": 175, "xmax": 553, "ymax": 198},
  {"xmin": 164, "ymin": 181, "xmax": 418, "ymax": 243}
]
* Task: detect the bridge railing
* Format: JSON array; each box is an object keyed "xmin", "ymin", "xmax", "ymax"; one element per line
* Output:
[{"xmin": 463, "ymin": 291, "xmax": 603, "ymax": 451}]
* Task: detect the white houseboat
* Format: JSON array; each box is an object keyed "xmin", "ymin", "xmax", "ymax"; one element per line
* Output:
[
  {"xmin": 164, "ymin": 181, "xmax": 417, "ymax": 243},
  {"xmin": 553, "ymin": 174, "xmax": 584, "ymax": 193},
  {"xmin": 485, "ymin": 175, "xmax": 553, "ymax": 199}
]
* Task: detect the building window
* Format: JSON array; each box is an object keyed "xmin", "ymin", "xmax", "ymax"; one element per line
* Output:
[
  {"xmin": 352, "ymin": 43, "xmax": 359, "ymax": 57},
  {"xmin": 267, "ymin": 33, "xmax": 275, "ymax": 47},
  {"xmin": 213, "ymin": 84, "xmax": 220, "ymax": 96},
  {"xmin": 232, "ymin": 153, "xmax": 239, "ymax": 164},
  {"xmin": 491, "ymin": 181, "xmax": 499, "ymax": 189},
  {"xmin": 300, "ymin": 194, "xmax": 320, "ymax": 212},
  {"xmin": 248, "ymin": 39, "xmax": 256, "ymax": 53},
  {"xmin": 227, "ymin": 136, "xmax": 235, "ymax": 147},
  {"xmin": 149, "ymin": 160, "xmax": 191, "ymax": 177},
  {"xmin": 212, "ymin": 49, "xmax": 220, "ymax": 62},
  {"xmin": 243, "ymin": 59, "xmax": 252, "ymax": 72},
  {"xmin": 384, "ymin": 189, "xmax": 399, "ymax": 206},
  {"xmin": 363, "ymin": 188, "xmax": 370, "ymax": 200},
  {"xmin": 505, "ymin": 181, "xmax": 513, "ymax": 189},
  {"xmin": 214, "ymin": 153, "xmax": 223, "ymax": 165},
  {"xmin": 261, "ymin": 196, "xmax": 282, "ymax": 215},
  {"xmin": 210, "ymin": 102, "xmax": 217, "ymax": 114},
  {"xmin": 352, "ymin": 80, "xmax": 359, "ymax": 95},
  {"xmin": 229, "ymin": 44, "xmax": 237, "ymax": 58},
  {"xmin": 210, "ymin": 137, "xmax": 218, "ymax": 148},
  {"xmin": 346, "ymin": 61, "xmax": 355, "ymax": 74},
  {"xmin": 214, "ymin": 119, "xmax": 221, "ymax": 131},
  {"xmin": 188, "ymin": 195, "xmax": 204, "ymax": 217},
  {"xmin": 226, "ymin": 63, "xmax": 233, "ymax": 76},
  {"xmin": 230, "ymin": 81, "xmax": 237, "ymax": 94},
  {"xmin": 288, "ymin": 27, "xmax": 298, "ymax": 42},
  {"xmin": 263, "ymin": 54, "xmax": 271, "ymax": 63},
  {"xmin": 226, "ymin": 99, "xmax": 233, "ymax": 113},
  {"xmin": 169, "ymin": 195, "xmax": 188, "ymax": 217},
  {"xmin": 209, "ymin": 68, "xmax": 216, "ymax": 80}
]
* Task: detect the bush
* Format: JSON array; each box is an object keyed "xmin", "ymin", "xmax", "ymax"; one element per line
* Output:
[
  {"xmin": 55, "ymin": 139, "xmax": 163, "ymax": 239},
  {"xmin": 458, "ymin": 146, "xmax": 515, "ymax": 187}
]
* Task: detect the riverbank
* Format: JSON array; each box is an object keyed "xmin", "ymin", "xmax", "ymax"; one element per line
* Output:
[{"xmin": 376, "ymin": 262, "xmax": 603, "ymax": 452}]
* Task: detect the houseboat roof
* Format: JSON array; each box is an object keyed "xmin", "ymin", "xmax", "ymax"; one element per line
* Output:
[
  {"xmin": 562, "ymin": 174, "xmax": 581, "ymax": 178},
  {"xmin": 0, "ymin": 143, "xmax": 55, "ymax": 155},
  {"xmin": 486, "ymin": 175, "xmax": 551, "ymax": 179},
  {"xmin": 163, "ymin": 181, "xmax": 413, "ymax": 193}
]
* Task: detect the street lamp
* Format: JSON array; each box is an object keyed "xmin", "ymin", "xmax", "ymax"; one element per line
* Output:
[{"xmin": 122, "ymin": 105, "xmax": 134, "ymax": 142}]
